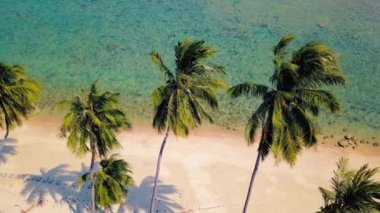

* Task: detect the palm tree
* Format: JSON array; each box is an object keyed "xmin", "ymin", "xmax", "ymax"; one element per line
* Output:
[
  {"xmin": 228, "ymin": 35, "xmax": 346, "ymax": 213},
  {"xmin": 78, "ymin": 154, "xmax": 134, "ymax": 212},
  {"xmin": 318, "ymin": 158, "xmax": 380, "ymax": 213},
  {"xmin": 149, "ymin": 39, "xmax": 225, "ymax": 213},
  {"xmin": 0, "ymin": 63, "xmax": 40, "ymax": 139},
  {"xmin": 60, "ymin": 80, "xmax": 130, "ymax": 212}
]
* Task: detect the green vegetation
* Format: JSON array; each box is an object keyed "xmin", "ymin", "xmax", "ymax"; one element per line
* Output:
[
  {"xmin": 78, "ymin": 154, "xmax": 134, "ymax": 211},
  {"xmin": 149, "ymin": 39, "xmax": 225, "ymax": 212},
  {"xmin": 0, "ymin": 63, "xmax": 40, "ymax": 139},
  {"xmin": 228, "ymin": 35, "xmax": 346, "ymax": 212},
  {"xmin": 6, "ymin": 35, "xmax": 377, "ymax": 213},
  {"xmin": 59, "ymin": 80, "xmax": 131, "ymax": 212},
  {"xmin": 318, "ymin": 158, "xmax": 380, "ymax": 213}
]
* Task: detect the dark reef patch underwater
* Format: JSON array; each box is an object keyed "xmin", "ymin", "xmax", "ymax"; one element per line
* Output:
[{"xmin": 0, "ymin": 0, "xmax": 379, "ymax": 136}]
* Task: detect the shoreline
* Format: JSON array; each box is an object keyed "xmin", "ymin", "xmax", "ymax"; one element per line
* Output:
[{"xmin": 0, "ymin": 113, "xmax": 379, "ymax": 212}]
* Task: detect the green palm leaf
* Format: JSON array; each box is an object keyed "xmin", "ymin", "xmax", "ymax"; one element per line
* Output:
[
  {"xmin": 228, "ymin": 82, "xmax": 269, "ymax": 98},
  {"xmin": 0, "ymin": 63, "xmax": 41, "ymax": 139},
  {"xmin": 78, "ymin": 155, "xmax": 134, "ymax": 210},
  {"xmin": 318, "ymin": 158, "xmax": 380, "ymax": 213},
  {"xmin": 59, "ymin": 81, "xmax": 130, "ymax": 159}
]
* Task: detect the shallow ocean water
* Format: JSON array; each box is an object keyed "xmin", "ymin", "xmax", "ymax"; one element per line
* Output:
[{"xmin": 0, "ymin": 0, "xmax": 379, "ymax": 135}]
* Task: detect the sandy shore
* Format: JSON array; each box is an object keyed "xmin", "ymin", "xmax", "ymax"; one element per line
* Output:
[{"xmin": 0, "ymin": 113, "xmax": 379, "ymax": 213}]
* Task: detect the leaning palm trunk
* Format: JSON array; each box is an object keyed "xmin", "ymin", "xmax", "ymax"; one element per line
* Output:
[
  {"xmin": 4, "ymin": 122, "xmax": 9, "ymax": 139},
  {"xmin": 149, "ymin": 128, "xmax": 170, "ymax": 213},
  {"xmin": 243, "ymin": 150, "xmax": 262, "ymax": 213},
  {"xmin": 0, "ymin": 101, "xmax": 10, "ymax": 139},
  {"xmin": 90, "ymin": 142, "xmax": 96, "ymax": 213},
  {"xmin": 90, "ymin": 174, "xmax": 96, "ymax": 213},
  {"xmin": 243, "ymin": 126, "xmax": 267, "ymax": 213}
]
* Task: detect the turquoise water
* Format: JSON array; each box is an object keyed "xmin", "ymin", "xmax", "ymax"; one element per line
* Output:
[{"xmin": 0, "ymin": 0, "xmax": 379, "ymax": 134}]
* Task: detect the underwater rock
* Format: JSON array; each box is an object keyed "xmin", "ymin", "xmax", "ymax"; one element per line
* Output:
[
  {"xmin": 373, "ymin": 142, "xmax": 379, "ymax": 147},
  {"xmin": 316, "ymin": 23, "xmax": 325, "ymax": 29},
  {"xmin": 338, "ymin": 140, "xmax": 349, "ymax": 148},
  {"xmin": 17, "ymin": 12, "xmax": 33, "ymax": 21},
  {"xmin": 106, "ymin": 43, "xmax": 119, "ymax": 52}
]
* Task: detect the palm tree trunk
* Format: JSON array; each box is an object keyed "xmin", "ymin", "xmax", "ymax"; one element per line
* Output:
[
  {"xmin": 4, "ymin": 121, "xmax": 9, "ymax": 139},
  {"xmin": 242, "ymin": 150, "xmax": 262, "ymax": 213},
  {"xmin": 0, "ymin": 101, "xmax": 10, "ymax": 139},
  {"xmin": 149, "ymin": 128, "xmax": 170, "ymax": 213},
  {"xmin": 90, "ymin": 142, "xmax": 96, "ymax": 213},
  {"xmin": 90, "ymin": 174, "xmax": 96, "ymax": 213}
]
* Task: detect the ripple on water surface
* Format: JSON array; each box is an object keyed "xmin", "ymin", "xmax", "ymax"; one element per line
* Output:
[{"xmin": 0, "ymin": 0, "xmax": 379, "ymax": 134}]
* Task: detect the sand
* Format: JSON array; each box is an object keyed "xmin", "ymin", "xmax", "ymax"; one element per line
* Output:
[{"xmin": 0, "ymin": 113, "xmax": 379, "ymax": 213}]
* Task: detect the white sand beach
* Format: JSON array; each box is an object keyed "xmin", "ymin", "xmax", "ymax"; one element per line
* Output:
[{"xmin": 0, "ymin": 113, "xmax": 379, "ymax": 213}]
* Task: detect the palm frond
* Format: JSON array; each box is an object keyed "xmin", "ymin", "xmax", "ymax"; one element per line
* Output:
[
  {"xmin": 191, "ymin": 86, "xmax": 218, "ymax": 109},
  {"xmin": 296, "ymin": 89, "xmax": 340, "ymax": 113},
  {"xmin": 319, "ymin": 158, "xmax": 380, "ymax": 212},
  {"xmin": 228, "ymin": 82, "xmax": 269, "ymax": 98},
  {"xmin": 175, "ymin": 39, "xmax": 215, "ymax": 73},
  {"xmin": 151, "ymin": 39, "xmax": 223, "ymax": 137},
  {"xmin": 77, "ymin": 172, "xmax": 91, "ymax": 188},
  {"xmin": 150, "ymin": 51, "xmax": 174, "ymax": 79},
  {"xmin": 273, "ymin": 35, "xmax": 295, "ymax": 56},
  {"xmin": 245, "ymin": 102, "xmax": 269, "ymax": 144},
  {"xmin": 291, "ymin": 42, "xmax": 345, "ymax": 88},
  {"xmin": 78, "ymin": 155, "xmax": 134, "ymax": 210}
]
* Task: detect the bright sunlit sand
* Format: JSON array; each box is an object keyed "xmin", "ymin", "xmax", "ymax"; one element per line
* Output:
[
  {"xmin": 0, "ymin": 114, "xmax": 378, "ymax": 212},
  {"xmin": 1, "ymin": 0, "xmax": 379, "ymax": 212}
]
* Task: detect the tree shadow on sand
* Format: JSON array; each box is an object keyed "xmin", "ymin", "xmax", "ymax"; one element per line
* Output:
[
  {"xmin": 20, "ymin": 163, "xmax": 92, "ymax": 213},
  {"xmin": 0, "ymin": 138, "xmax": 17, "ymax": 164},
  {"xmin": 118, "ymin": 176, "xmax": 182, "ymax": 213}
]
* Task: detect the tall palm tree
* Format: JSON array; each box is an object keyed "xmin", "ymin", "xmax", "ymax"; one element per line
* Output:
[
  {"xmin": 228, "ymin": 35, "xmax": 346, "ymax": 213},
  {"xmin": 78, "ymin": 154, "xmax": 134, "ymax": 212},
  {"xmin": 0, "ymin": 63, "xmax": 40, "ymax": 139},
  {"xmin": 60, "ymin": 80, "xmax": 130, "ymax": 212},
  {"xmin": 149, "ymin": 39, "xmax": 225, "ymax": 213},
  {"xmin": 318, "ymin": 158, "xmax": 380, "ymax": 213}
]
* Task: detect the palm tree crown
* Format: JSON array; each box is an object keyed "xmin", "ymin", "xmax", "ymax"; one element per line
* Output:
[
  {"xmin": 78, "ymin": 155, "xmax": 134, "ymax": 210},
  {"xmin": 148, "ymin": 39, "xmax": 225, "ymax": 213},
  {"xmin": 228, "ymin": 35, "xmax": 345, "ymax": 165},
  {"xmin": 318, "ymin": 158, "xmax": 380, "ymax": 213},
  {"xmin": 60, "ymin": 80, "xmax": 131, "ymax": 159},
  {"xmin": 0, "ymin": 63, "xmax": 40, "ymax": 139},
  {"xmin": 150, "ymin": 39, "xmax": 225, "ymax": 136}
]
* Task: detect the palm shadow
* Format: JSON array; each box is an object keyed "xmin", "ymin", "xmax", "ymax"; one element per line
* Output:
[
  {"xmin": 20, "ymin": 163, "xmax": 92, "ymax": 213},
  {"xmin": 0, "ymin": 138, "xmax": 17, "ymax": 164},
  {"xmin": 120, "ymin": 176, "xmax": 182, "ymax": 213}
]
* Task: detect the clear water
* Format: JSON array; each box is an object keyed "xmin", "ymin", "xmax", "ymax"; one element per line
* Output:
[{"xmin": 0, "ymin": 0, "xmax": 379, "ymax": 135}]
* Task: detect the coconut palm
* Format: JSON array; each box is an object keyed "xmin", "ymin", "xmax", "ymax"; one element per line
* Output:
[
  {"xmin": 228, "ymin": 35, "xmax": 345, "ymax": 212},
  {"xmin": 0, "ymin": 63, "xmax": 40, "ymax": 139},
  {"xmin": 78, "ymin": 154, "xmax": 134, "ymax": 212},
  {"xmin": 59, "ymin": 80, "xmax": 130, "ymax": 212},
  {"xmin": 318, "ymin": 158, "xmax": 380, "ymax": 213},
  {"xmin": 149, "ymin": 39, "xmax": 225, "ymax": 212}
]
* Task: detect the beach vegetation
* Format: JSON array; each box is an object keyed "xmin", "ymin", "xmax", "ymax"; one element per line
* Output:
[
  {"xmin": 59, "ymin": 80, "xmax": 131, "ymax": 212},
  {"xmin": 78, "ymin": 154, "xmax": 134, "ymax": 211},
  {"xmin": 149, "ymin": 39, "xmax": 225, "ymax": 213},
  {"xmin": 0, "ymin": 63, "xmax": 40, "ymax": 139},
  {"xmin": 228, "ymin": 35, "xmax": 346, "ymax": 212},
  {"xmin": 318, "ymin": 158, "xmax": 380, "ymax": 213}
]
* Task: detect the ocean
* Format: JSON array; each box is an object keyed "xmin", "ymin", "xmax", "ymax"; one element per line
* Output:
[{"xmin": 0, "ymin": 0, "xmax": 379, "ymax": 136}]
